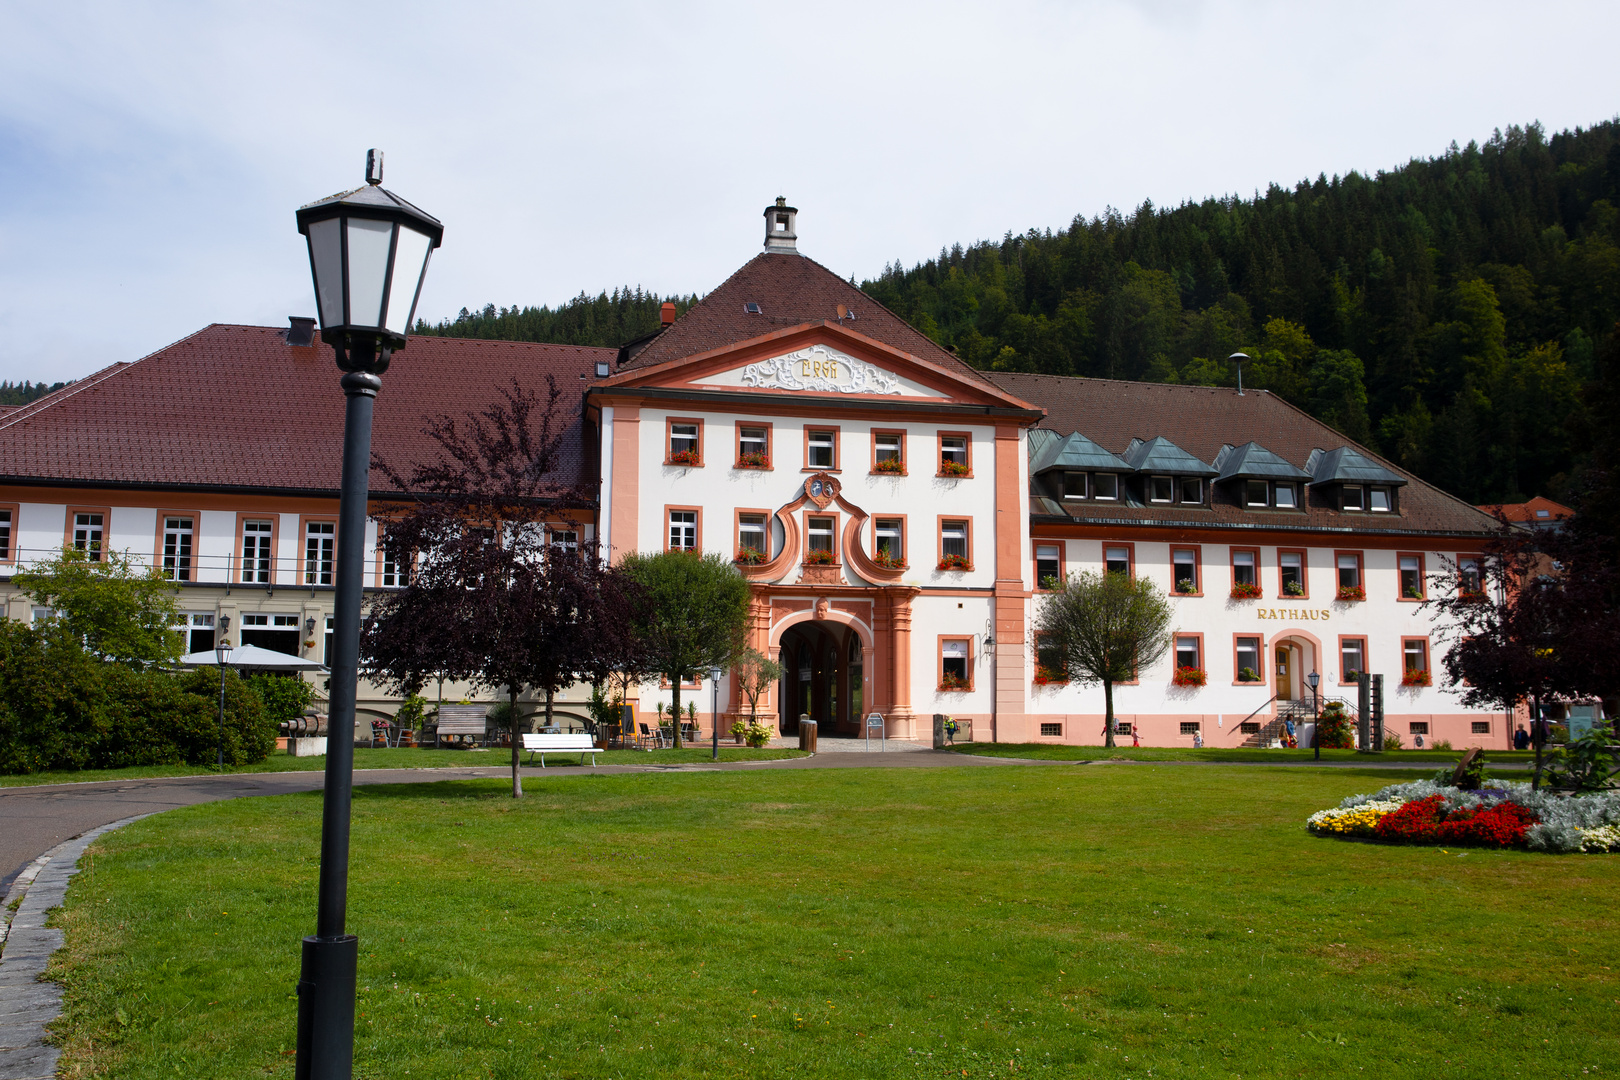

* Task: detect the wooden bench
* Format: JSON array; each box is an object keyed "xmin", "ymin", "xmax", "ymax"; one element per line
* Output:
[
  {"xmin": 522, "ymin": 732, "xmax": 599, "ymax": 768},
  {"xmin": 435, "ymin": 705, "xmax": 489, "ymax": 748}
]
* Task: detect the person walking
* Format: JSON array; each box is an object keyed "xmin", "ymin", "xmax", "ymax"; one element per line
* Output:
[{"xmin": 1514, "ymin": 724, "xmax": 1530, "ymax": 750}]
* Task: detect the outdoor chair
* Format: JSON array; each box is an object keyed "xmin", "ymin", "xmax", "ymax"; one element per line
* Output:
[{"xmin": 637, "ymin": 722, "xmax": 666, "ymax": 750}]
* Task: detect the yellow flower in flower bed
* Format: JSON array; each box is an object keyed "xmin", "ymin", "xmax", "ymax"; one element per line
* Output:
[{"xmin": 1306, "ymin": 799, "xmax": 1406, "ymax": 838}]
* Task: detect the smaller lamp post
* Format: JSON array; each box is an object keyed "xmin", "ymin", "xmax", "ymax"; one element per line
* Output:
[
  {"xmin": 1307, "ymin": 670, "xmax": 1321, "ymax": 760},
  {"xmin": 710, "ymin": 666, "xmax": 723, "ymax": 761},
  {"xmin": 215, "ymin": 639, "xmax": 235, "ymax": 770}
]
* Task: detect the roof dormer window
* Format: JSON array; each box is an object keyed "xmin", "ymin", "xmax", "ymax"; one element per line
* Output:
[
  {"xmin": 1062, "ymin": 472, "xmax": 1087, "ymax": 500},
  {"xmin": 1369, "ymin": 487, "xmax": 1392, "ymax": 512},
  {"xmin": 1092, "ymin": 473, "xmax": 1118, "ymax": 501},
  {"xmin": 1342, "ymin": 484, "xmax": 1364, "ymax": 511},
  {"xmin": 1149, "ymin": 476, "xmax": 1174, "ymax": 503},
  {"xmin": 1244, "ymin": 480, "xmax": 1270, "ymax": 507},
  {"xmin": 1274, "ymin": 483, "xmax": 1297, "ymax": 509},
  {"xmin": 1179, "ymin": 478, "xmax": 1203, "ymax": 504}
]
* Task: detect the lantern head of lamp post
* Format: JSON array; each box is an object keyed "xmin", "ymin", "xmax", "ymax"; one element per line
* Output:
[
  {"xmin": 215, "ymin": 640, "xmax": 234, "ymax": 667},
  {"xmin": 1306, "ymin": 670, "xmax": 1320, "ymax": 693},
  {"xmin": 295, "ymin": 149, "xmax": 443, "ymax": 375}
]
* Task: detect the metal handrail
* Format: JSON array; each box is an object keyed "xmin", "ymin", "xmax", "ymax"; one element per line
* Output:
[{"xmin": 1237, "ymin": 695, "xmax": 1280, "ymax": 728}]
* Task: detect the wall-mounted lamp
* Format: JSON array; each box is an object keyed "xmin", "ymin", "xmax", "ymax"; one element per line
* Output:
[
  {"xmin": 983, "ymin": 619, "xmax": 995, "ymax": 654},
  {"xmin": 306, "ymin": 616, "xmax": 318, "ymax": 635}
]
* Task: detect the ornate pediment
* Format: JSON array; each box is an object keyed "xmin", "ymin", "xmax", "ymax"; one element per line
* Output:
[{"xmin": 700, "ymin": 344, "xmax": 945, "ymax": 398}]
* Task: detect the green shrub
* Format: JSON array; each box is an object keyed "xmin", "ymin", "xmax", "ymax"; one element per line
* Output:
[
  {"xmin": 1383, "ymin": 730, "xmax": 1404, "ymax": 750},
  {"xmin": 1315, "ymin": 701, "xmax": 1354, "ymax": 749},
  {"xmin": 246, "ymin": 673, "xmax": 314, "ymax": 733},
  {"xmin": 0, "ymin": 621, "xmax": 275, "ymax": 774}
]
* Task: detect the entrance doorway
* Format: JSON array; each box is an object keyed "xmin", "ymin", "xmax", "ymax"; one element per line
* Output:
[
  {"xmin": 1275, "ymin": 645, "xmax": 1294, "ymax": 701},
  {"xmin": 778, "ymin": 622, "xmax": 862, "ymax": 737}
]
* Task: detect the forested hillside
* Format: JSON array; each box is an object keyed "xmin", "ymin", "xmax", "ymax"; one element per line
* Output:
[
  {"xmin": 414, "ymin": 287, "xmax": 696, "ymax": 349},
  {"xmin": 0, "ymin": 380, "xmax": 70, "ymax": 407},
  {"xmin": 862, "ymin": 120, "xmax": 1620, "ymax": 505}
]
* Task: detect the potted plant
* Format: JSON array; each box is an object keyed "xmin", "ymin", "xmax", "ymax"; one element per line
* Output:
[
  {"xmin": 1173, "ymin": 666, "xmax": 1207, "ymax": 687},
  {"xmin": 1033, "ymin": 665, "xmax": 1067, "ymax": 686},
  {"xmin": 729, "ymin": 717, "xmax": 748, "ymax": 745},
  {"xmin": 736, "ymin": 451, "xmax": 770, "ymax": 469},
  {"xmin": 667, "ymin": 448, "xmax": 701, "ymax": 466},
  {"xmin": 939, "ymin": 460, "xmax": 970, "ymax": 478},
  {"xmin": 735, "ymin": 548, "xmax": 767, "ymax": 565},
  {"xmin": 1175, "ymin": 578, "xmax": 1197, "ymax": 594},
  {"xmin": 1284, "ymin": 580, "xmax": 1305, "ymax": 597},
  {"xmin": 1238, "ymin": 667, "xmax": 1262, "ymax": 683},
  {"xmin": 871, "ymin": 548, "xmax": 906, "ymax": 569},
  {"xmin": 1336, "ymin": 585, "xmax": 1366, "ymax": 602},
  {"xmin": 1404, "ymin": 586, "xmax": 1423, "ymax": 599},
  {"xmin": 805, "ymin": 549, "xmax": 837, "ymax": 565},
  {"xmin": 745, "ymin": 719, "xmax": 772, "ymax": 747},
  {"xmin": 1230, "ymin": 582, "xmax": 1263, "ymax": 600},
  {"xmin": 1402, "ymin": 669, "xmax": 1432, "ymax": 687},
  {"xmin": 939, "ymin": 671, "xmax": 970, "ymax": 691},
  {"xmin": 937, "ymin": 553, "xmax": 971, "ymax": 572},
  {"xmin": 872, "ymin": 458, "xmax": 906, "ymax": 475}
]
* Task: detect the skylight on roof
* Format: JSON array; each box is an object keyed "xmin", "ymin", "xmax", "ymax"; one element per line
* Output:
[{"xmin": 744, "ymin": 302, "xmax": 762, "ymax": 314}]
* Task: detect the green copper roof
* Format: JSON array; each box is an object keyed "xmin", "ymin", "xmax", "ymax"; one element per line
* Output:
[
  {"xmin": 1306, "ymin": 446, "xmax": 1407, "ymax": 486},
  {"xmin": 1029, "ymin": 431, "xmax": 1132, "ymax": 474},
  {"xmin": 1214, "ymin": 441, "xmax": 1311, "ymax": 481},
  {"xmin": 1122, "ymin": 436, "xmax": 1218, "ymax": 477}
]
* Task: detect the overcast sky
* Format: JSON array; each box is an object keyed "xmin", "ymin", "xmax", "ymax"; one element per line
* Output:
[{"xmin": 1, "ymin": 1, "xmax": 1616, "ymax": 384}]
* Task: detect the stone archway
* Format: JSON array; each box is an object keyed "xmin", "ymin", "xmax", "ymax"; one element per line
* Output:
[{"xmin": 769, "ymin": 604, "xmax": 875, "ymax": 737}]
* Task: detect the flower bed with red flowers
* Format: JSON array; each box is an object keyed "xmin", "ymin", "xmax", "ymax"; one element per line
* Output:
[{"xmin": 1372, "ymin": 794, "xmax": 1536, "ymax": 848}]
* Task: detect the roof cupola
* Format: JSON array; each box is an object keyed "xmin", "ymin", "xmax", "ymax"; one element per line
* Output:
[{"xmin": 763, "ymin": 196, "xmax": 798, "ymax": 253}]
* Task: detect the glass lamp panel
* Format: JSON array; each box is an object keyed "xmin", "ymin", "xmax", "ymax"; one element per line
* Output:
[
  {"xmin": 384, "ymin": 225, "xmax": 433, "ymax": 335},
  {"xmin": 307, "ymin": 218, "xmax": 345, "ymax": 327},
  {"xmin": 345, "ymin": 218, "xmax": 394, "ymax": 329}
]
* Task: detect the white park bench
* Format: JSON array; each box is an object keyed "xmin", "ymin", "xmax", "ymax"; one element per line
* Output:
[{"xmin": 522, "ymin": 732, "xmax": 600, "ymax": 768}]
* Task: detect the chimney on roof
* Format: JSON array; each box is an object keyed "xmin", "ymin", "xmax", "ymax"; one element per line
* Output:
[
  {"xmin": 763, "ymin": 196, "xmax": 798, "ymax": 253},
  {"xmin": 660, "ymin": 302, "xmax": 676, "ymax": 326},
  {"xmin": 287, "ymin": 316, "xmax": 317, "ymax": 347}
]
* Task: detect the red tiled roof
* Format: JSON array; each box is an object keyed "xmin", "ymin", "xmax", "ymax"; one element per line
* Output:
[
  {"xmin": 0, "ymin": 325, "xmax": 614, "ymax": 496},
  {"xmin": 986, "ymin": 371, "xmax": 1496, "ymax": 537},
  {"xmin": 622, "ymin": 252, "xmax": 995, "ymax": 386},
  {"xmin": 1475, "ymin": 495, "xmax": 1573, "ymax": 524}
]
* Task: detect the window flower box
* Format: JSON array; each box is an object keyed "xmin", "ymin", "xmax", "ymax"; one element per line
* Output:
[
  {"xmin": 1237, "ymin": 667, "xmax": 1262, "ymax": 683},
  {"xmin": 736, "ymin": 451, "xmax": 770, "ymax": 469},
  {"xmin": 735, "ymin": 549, "xmax": 766, "ymax": 565},
  {"xmin": 938, "ymin": 461, "xmax": 971, "ymax": 478},
  {"xmin": 871, "ymin": 458, "xmax": 906, "ymax": 475},
  {"xmin": 1404, "ymin": 586, "xmax": 1423, "ymax": 600},
  {"xmin": 871, "ymin": 550, "xmax": 907, "ymax": 570},
  {"xmin": 937, "ymin": 554, "xmax": 971, "ymax": 572},
  {"xmin": 938, "ymin": 672, "xmax": 970, "ymax": 691},
  {"xmin": 1033, "ymin": 666, "xmax": 1069, "ymax": 686},
  {"xmin": 804, "ymin": 550, "xmax": 837, "ymax": 566},
  {"xmin": 667, "ymin": 449, "xmax": 701, "ymax": 466},
  {"xmin": 1401, "ymin": 669, "xmax": 1432, "ymax": 688},
  {"xmin": 1336, "ymin": 585, "xmax": 1366, "ymax": 602},
  {"xmin": 1175, "ymin": 578, "xmax": 1197, "ymax": 594},
  {"xmin": 1230, "ymin": 582, "xmax": 1263, "ymax": 600},
  {"xmin": 1284, "ymin": 580, "xmax": 1305, "ymax": 597},
  {"xmin": 1173, "ymin": 666, "xmax": 1207, "ymax": 687},
  {"xmin": 1459, "ymin": 588, "xmax": 1488, "ymax": 604}
]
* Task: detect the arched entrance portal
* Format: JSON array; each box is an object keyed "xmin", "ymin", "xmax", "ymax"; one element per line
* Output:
[{"xmin": 778, "ymin": 622, "xmax": 864, "ymax": 737}]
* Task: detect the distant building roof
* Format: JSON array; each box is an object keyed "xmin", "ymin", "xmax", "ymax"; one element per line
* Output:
[
  {"xmin": 1029, "ymin": 430, "xmax": 1131, "ymax": 474},
  {"xmin": 984, "ymin": 371, "xmax": 1495, "ymax": 537},
  {"xmin": 0, "ymin": 325, "xmax": 614, "ymax": 497},
  {"xmin": 1122, "ymin": 435, "xmax": 1217, "ymax": 477},
  {"xmin": 1214, "ymin": 441, "xmax": 1312, "ymax": 482},
  {"xmin": 1477, "ymin": 495, "xmax": 1574, "ymax": 525}
]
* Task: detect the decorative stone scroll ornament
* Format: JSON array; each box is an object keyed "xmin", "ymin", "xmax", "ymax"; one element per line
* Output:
[{"xmin": 740, "ymin": 345, "xmax": 903, "ymax": 395}]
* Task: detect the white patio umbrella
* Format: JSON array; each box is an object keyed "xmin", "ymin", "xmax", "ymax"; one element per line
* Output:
[{"xmin": 177, "ymin": 644, "xmax": 329, "ymax": 672}]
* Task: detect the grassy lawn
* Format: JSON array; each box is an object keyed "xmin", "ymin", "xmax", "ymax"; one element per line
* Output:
[
  {"xmin": 948, "ymin": 742, "xmax": 1541, "ymax": 766},
  {"xmin": 0, "ymin": 746, "xmax": 806, "ymax": 787},
  {"xmin": 46, "ymin": 765, "xmax": 1618, "ymax": 1078}
]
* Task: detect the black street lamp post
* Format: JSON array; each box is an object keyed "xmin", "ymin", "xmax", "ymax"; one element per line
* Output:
[
  {"xmin": 1307, "ymin": 670, "xmax": 1321, "ymax": 761},
  {"xmin": 215, "ymin": 639, "xmax": 234, "ymax": 770},
  {"xmin": 293, "ymin": 150, "xmax": 442, "ymax": 1080}
]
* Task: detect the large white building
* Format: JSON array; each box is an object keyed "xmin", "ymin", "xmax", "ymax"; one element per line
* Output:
[{"xmin": 0, "ymin": 201, "xmax": 1503, "ymax": 747}]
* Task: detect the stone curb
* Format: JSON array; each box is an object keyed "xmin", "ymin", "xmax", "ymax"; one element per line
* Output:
[{"xmin": 0, "ymin": 815, "xmax": 150, "ymax": 1080}]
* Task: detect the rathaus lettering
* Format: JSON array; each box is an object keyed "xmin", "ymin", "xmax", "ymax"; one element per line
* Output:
[
  {"xmin": 740, "ymin": 345, "xmax": 903, "ymax": 395},
  {"xmin": 1256, "ymin": 608, "xmax": 1332, "ymax": 621}
]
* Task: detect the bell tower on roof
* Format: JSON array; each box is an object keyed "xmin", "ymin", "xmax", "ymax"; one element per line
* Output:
[{"xmin": 763, "ymin": 197, "xmax": 798, "ymax": 253}]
